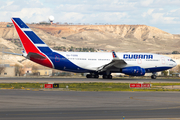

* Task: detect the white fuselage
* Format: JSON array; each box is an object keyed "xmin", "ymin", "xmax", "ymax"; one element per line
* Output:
[{"xmin": 58, "ymin": 51, "xmax": 176, "ymax": 72}]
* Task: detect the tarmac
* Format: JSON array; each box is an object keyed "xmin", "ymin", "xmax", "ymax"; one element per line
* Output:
[
  {"xmin": 0, "ymin": 77, "xmax": 180, "ymax": 119},
  {"xmin": 0, "ymin": 90, "xmax": 180, "ymax": 120}
]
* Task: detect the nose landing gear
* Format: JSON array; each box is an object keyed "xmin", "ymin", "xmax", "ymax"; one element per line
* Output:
[
  {"xmin": 151, "ymin": 72, "xmax": 157, "ymax": 79},
  {"xmin": 151, "ymin": 75, "xmax": 156, "ymax": 79}
]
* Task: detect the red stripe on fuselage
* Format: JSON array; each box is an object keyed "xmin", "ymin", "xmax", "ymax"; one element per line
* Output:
[{"xmin": 12, "ymin": 19, "xmax": 53, "ymax": 68}]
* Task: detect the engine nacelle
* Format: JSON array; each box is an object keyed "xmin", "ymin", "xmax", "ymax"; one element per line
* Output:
[{"xmin": 120, "ymin": 66, "xmax": 145, "ymax": 76}]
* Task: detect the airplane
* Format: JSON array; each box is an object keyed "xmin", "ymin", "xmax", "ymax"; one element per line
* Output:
[{"xmin": 10, "ymin": 17, "xmax": 177, "ymax": 79}]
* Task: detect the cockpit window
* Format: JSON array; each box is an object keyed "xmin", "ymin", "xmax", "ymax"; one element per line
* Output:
[{"xmin": 170, "ymin": 59, "xmax": 176, "ymax": 62}]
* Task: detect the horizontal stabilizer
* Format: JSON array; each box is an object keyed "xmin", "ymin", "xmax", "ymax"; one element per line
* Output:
[
  {"xmin": 26, "ymin": 52, "xmax": 46, "ymax": 60},
  {"xmin": 3, "ymin": 52, "xmax": 22, "ymax": 56}
]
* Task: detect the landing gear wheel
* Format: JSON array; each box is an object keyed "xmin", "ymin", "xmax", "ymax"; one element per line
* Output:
[
  {"xmin": 103, "ymin": 75, "xmax": 112, "ymax": 79},
  {"xmin": 86, "ymin": 74, "xmax": 91, "ymax": 78},
  {"xmin": 103, "ymin": 75, "xmax": 108, "ymax": 79},
  {"xmin": 108, "ymin": 75, "xmax": 112, "ymax": 79},
  {"xmin": 151, "ymin": 75, "xmax": 156, "ymax": 79},
  {"xmin": 86, "ymin": 74, "xmax": 99, "ymax": 79},
  {"xmin": 95, "ymin": 75, "xmax": 99, "ymax": 78}
]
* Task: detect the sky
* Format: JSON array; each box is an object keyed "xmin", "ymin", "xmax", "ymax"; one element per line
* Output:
[{"xmin": 0, "ymin": 0, "xmax": 180, "ymax": 34}]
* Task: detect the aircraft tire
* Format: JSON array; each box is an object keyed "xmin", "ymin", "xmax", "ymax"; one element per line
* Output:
[
  {"xmin": 103, "ymin": 75, "xmax": 112, "ymax": 79},
  {"xmin": 103, "ymin": 75, "xmax": 108, "ymax": 79},
  {"xmin": 95, "ymin": 75, "xmax": 99, "ymax": 79},
  {"xmin": 86, "ymin": 74, "xmax": 99, "ymax": 79},
  {"xmin": 86, "ymin": 74, "xmax": 91, "ymax": 78},
  {"xmin": 108, "ymin": 75, "xmax": 112, "ymax": 79},
  {"xmin": 151, "ymin": 75, "xmax": 156, "ymax": 79}
]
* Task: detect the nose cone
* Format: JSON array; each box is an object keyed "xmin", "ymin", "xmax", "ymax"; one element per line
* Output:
[{"xmin": 174, "ymin": 61, "xmax": 177, "ymax": 67}]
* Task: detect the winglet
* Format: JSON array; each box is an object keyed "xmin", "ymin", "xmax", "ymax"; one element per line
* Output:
[{"xmin": 112, "ymin": 50, "xmax": 119, "ymax": 59}]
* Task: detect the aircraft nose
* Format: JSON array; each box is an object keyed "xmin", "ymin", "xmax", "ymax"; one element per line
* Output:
[{"xmin": 174, "ymin": 61, "xmax": 177, "ymax": 67}]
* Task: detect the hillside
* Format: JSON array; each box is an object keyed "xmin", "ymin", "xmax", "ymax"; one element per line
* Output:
[
  {"xmin": 27, "ymin": 24, "xmax": 180, "ymax": 53},
  {"xmin": 0, "ymin": 22, "xmax": 180, "ymax": 66}
]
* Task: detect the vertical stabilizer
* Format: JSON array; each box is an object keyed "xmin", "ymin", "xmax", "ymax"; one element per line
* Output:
[{"xmin": 11, "ymin": 18, "xmax": 53, "ymax": 68}]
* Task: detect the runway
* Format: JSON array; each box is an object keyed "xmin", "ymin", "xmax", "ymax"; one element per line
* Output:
[
  {"xmin": 0, "ymin": 90, "xmax": 180, "ymax": 120},
  {"xmin": 0, "ymin": 77, "xmax": 180, "ymax": 83}
]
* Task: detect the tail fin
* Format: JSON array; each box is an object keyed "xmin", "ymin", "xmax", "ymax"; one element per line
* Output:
[
  {"xmin": 11, "ymin": 18, "xmax": 53, "ymax": 68},
  {"xmin": 11, "ymin": 18, "xmax": 52, "ymax": 54}
]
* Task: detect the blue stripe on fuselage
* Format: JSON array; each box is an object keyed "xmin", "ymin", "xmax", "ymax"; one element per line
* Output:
[
  {"xmin": 45, "ymin": 52, "xmax": 92, "ymax": 73},
  {"xmin": 39, "ymin": 51, "xmax": 172, "ymax": 73},
  {"xmin": 145, "ymin": 67, "xmax": 172, "ymax": 73}
]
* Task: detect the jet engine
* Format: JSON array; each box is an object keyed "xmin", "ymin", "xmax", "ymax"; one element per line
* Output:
[{"xmin": 120, "ymin": 66, "xmax": 145, "ymax": 76}]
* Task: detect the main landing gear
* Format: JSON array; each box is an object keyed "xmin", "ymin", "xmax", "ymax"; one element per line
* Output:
[
  {"xmin": 86, "ymin": 73, "xmax": 113, "ymax": 79},
  {"xmin": 151, "ymin": 73, "xmax": 157, "ymax": 79},
  {"xmin": 86, "ymin": 74, "xmax": 99, "ymax": 78},
  {"xmin": 102, "ymin": 75, "xmax": 112, "ymax": 79}
]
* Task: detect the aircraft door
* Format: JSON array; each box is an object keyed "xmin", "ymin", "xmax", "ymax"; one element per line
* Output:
[
  {"xmin": 161, "ymin": 57, "xmax": 165, "ymax": 65},
  {"xmin": 55, "ymin": 54, "xmax": 60, "ymax": 62},
  {"xmin": 137, "ymin": 58, "xmax": 142, "ymax": 64}
]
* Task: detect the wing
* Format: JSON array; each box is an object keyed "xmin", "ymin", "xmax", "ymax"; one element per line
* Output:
[{"xmin": 97, "ymin": 50, "xmax": 127, "ymax": 72}]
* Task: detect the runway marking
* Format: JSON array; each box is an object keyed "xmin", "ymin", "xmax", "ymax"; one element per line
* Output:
[
  {"xmin": 2, "ymin": 110, "xmax": 124, "ymax": 116},
  {"xmin": 130, "ymin": 96, "xmax": 180, "ymax": 110},
  {"xmin": 130, "ymin": 96, "xmax": 180, "ymax": 104},
  {"xmin": 129, "ymin": 96, "xmax": 154, "ymax": 102}
]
